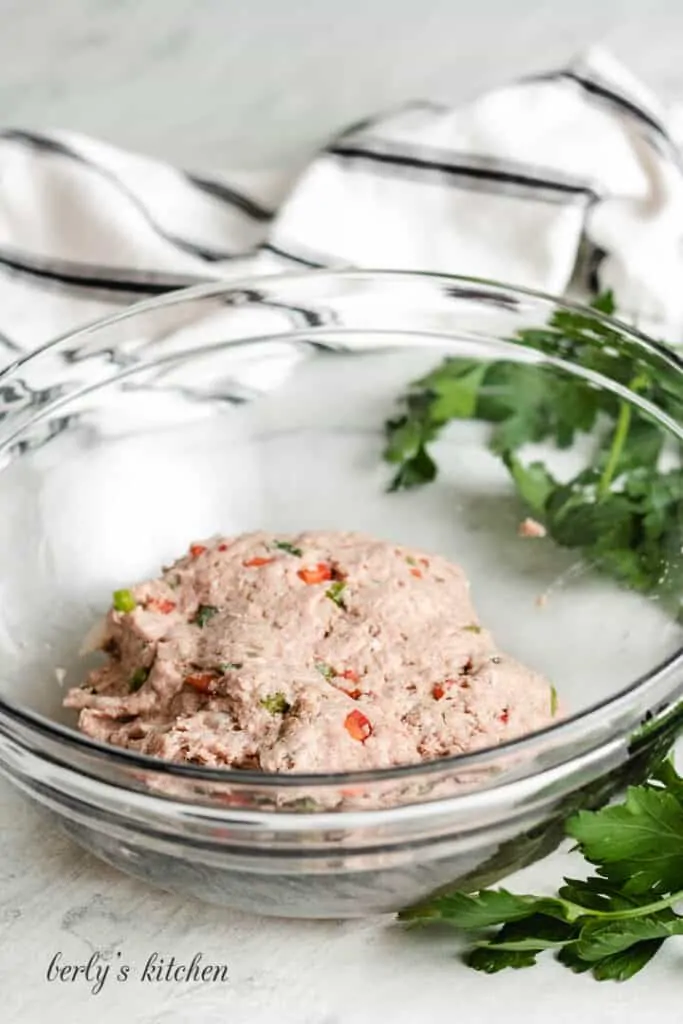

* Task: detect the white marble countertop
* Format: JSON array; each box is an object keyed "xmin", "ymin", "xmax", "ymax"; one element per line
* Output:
[
  {"xmin": 3, "ymin": 1, "xmax": 683, "ymax": 1020},
  {"xmin": 3, "ymin": 0, "xmax": 683, "ymax": 170},
  {"xmin": 4, "ymin": 767, "xmax": 683, "ymax": 1024}
]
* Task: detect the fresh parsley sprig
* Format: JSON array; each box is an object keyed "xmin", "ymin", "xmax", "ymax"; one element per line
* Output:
[
  {"xmin": 383, "ymin": 292, "xmax": 683, "ymax": 616},
  {"xmin": 398, "ymin": 757, "xmax": 683, "ymax": 981},
  {"xmin": 386, "ymin": 293, "xmax": 683, "ymax": 978}
]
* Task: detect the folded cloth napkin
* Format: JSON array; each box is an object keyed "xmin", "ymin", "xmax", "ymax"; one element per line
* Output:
[{"xmin": 1, "ymin": 45, "xmax": 682, "ymax": 360}]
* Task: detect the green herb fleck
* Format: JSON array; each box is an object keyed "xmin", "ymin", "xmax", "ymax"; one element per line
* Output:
[
  {"xmin": 463, "ymin": 624, "xmax": 482, "ymax": 634},
  {"xmin": 405, "ymin": 555, "xmax": 417, "ymax": 565},
  {"xmin": 260, "ymin": 692, "xmax": 291, "ymax": 715},
  {"xmin": 325, "ymin": 580, "xmax": 347, "ymax": 609},
  {"xmin": 113, "ymin": 588, "xmax": 137, "ymax": 614},
  {"xmin": 272, "ymin": 540, "xmax": 303, "ymax": 557},
  {"xmin": 194, "ymin": 604, "xmax": 219, "ymax": 628},
  {"xmin": 550, "ymin": 684, "xmax": 559, "ymax": 716},
  {"xmin": 129, "ymin": 667, "xmax": 149, "ymax": 692},
  {"xmin": 286, "ymin": 796, "xmax": 319, "ymax": 812},
  {"xmin": 217, "ymin": 662, "xmax": 242, "ymax": 673},
  {"xmin": 315, "ymin": 661, "xmax": 336, "ymax": 681}
]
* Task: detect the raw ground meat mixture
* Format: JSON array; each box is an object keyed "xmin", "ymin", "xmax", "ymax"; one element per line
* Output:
[{"xmin": 63, "ymin": 530, "xmax": 560, "ymax": 773}]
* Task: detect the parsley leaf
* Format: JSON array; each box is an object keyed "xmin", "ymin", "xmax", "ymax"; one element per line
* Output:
[
  {"xmin": 398, "ymin": 756, "xmax": 683, "ymax": 981},
  {"xmin": 386, "ymin": 443, "xmax": 437, "ymax": 492},
  {"xmin": 383, "ymin": 292, "xmax": 683, "ymax": 617},
  {"xmin": 387, "ymin": 293, "xmax": 683, "ymax": 981},
  {"xmin": 589, "ymin": 940, "xmax": 665, "ymax": 981},
  {"xmin": 567, "ymin": 786, "xmax": 683, "ymax": 895},
  {"xmin": 575, "ymin": 914, "xmax": 683, "ymax": 962},
  {"xmin": 465, "ymin": 947, "xmax": 540, "ymax": 972},
  {"xmin": 502, "ymin": 452, "xmax": 557, "ymax": 517}
]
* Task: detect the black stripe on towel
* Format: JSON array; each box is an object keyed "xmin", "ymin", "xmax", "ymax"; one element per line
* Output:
[
  {"xmin": 527, "ymin": 68, "xmax": 683, "ymax": 175},
  {"xmin": 0, "ymin": 129, "xmax": 238, "ymax": 262},
  {"xmin": 185, "ymin": 173, "xmax": 274, "ymax": 222},
  {"xmin": 0, "ymin": 328, "xmax": 22, "ymax": 353},
  {"xmin": 326, "ymin": 143, "xmax": 598, "ymax": 204},
  {"xmin": 331, "ymin": 136, "xmax": 597, "ymax": 192},
  {"xmin": 559, "ymin": 72, "xmax": 669, "ymax": 139},
  {"xmin": 336, "ymin": 100, "xmax": 449, "ymax": 142},
  {"xmin": 526, "ymin": 69, "xmax": 676, "ymax": 147},
  {"xmin": 261, "ymin": 243, "xmax": 328, "ymax": 268},
  {"xmin": 0, "ymin": 246, "xmax": 206, "ymax": 300}
]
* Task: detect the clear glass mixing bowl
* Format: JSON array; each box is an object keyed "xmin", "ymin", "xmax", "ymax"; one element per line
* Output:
[{"xmin": 1, "ymin": 270, "xmax": 683, "ymax": 918}]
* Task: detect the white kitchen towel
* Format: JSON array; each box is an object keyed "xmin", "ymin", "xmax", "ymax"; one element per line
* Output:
[{"xmin": 0, "ymin": 45, "xmax": 682, "ymax": 359}]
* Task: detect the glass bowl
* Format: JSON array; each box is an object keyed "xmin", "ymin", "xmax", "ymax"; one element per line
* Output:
[{"xmin": 1, "ymin": 269, "xmax": 683, "ymax": 919}]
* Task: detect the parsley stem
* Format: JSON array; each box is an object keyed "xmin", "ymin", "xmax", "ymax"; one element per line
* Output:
[
  {"xmin": 539, "ymin": 890, "xmax": 683, "ymax": 923},
  {"xmin": 598, "ymin": 399, "xmax": 631, "ymax": 499},
  {"xmin": 586, "ymin": 889, "xmax": 683, "ymax": 921}
]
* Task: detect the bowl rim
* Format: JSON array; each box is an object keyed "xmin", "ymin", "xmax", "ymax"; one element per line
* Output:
[{"xmin": 1, "ymin": 266, "xmax": 683, "ymax": 792}]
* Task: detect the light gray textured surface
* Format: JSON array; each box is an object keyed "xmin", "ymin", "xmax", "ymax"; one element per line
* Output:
[
  {"xmin": 2, "ymin": 0, "xmax": 683, "ymax": 169},
  {"xmin": 2, "ymin": 2, "xmax": 683, "ymax": 1020},
  {"xmin": 4, "ymin": 780, "xmax": 683, "ymax": 1024}
]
